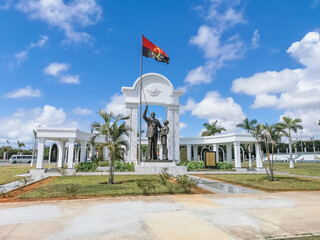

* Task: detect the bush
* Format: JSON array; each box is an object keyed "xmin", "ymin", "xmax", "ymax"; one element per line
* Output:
[
  {"xmin": 216, "ymin": 162, "xmax": 233, "ymax": 170},
  {"xmin": 56, "ymin": 165, "xmax": 68, "ymax": 176},
  {"xmin": 114, "ymin": 161, "xmax": 135, "ymax": 172},
  {"xmin": 179, "ymin": 161, "xmax": 205, "ymax": 171},
  {"xmin": 75, "ymin": 162, "xmax": 97, "ymax": 172},
  {"xmin": 158, "ymin": 168, "xmax": 175, "ymax": 194},
  {"xmin": 136, "ymin": 178, "xmax": 157, "ymax": 195},
  {"xmin": 176, "ymin": 175, "xmax": 199, "ymax": 194},
  {"xmin": 63, "ymin": 184, "xmax": 80, "ymax": 198},
  {"xmin": 98, "ymin": 161, "xmax": 109, "ymax": 167}
]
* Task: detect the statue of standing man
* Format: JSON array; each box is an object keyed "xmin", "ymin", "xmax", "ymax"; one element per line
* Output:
[
  {"xmin": 143, "ymin": 105, "xmax": 162, "ymax": 160},
  {"xmin": 160, "ymin": 120, "xmax": 169, "ymax": 160}
]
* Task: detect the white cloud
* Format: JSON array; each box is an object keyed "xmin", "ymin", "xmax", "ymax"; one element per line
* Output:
[
  {"xmin": 231, "ymin": 31, "xmax": 320, "ymax": 137},
  {"xmin": 16, "ymin": 0, "xmax": 102, "ymax": 43},
  {"xmin": 105, "ymin": 93, "xmax": 126, "ymax": 115},
  {"xmin": 44, "ymin": 62, "xmax": 80, "ymax": 84},
  {"xmin": 11, "ymin": 35, "xmax": 48, "ymax": 67},
  {"xmin": 0, "ymin": 0, "xmax": 13, "ymax": 10},
  {"xmin": 73, "ymin": 107, "xmax": 93, "ymax": 115},
  {"xmin": 60, "ymin": 74, "xmax": 80, "ymax": 84},
  {"xmin": 179, "ymin": 122, "xmax": 187, "ymax": 130},
  {"xmin": 4, "ymin": 86, "xmax": 42, "ymax": 98},
  {"xmin": 184, "ymin": 0, "xmax": 246, "ymax": 88},
  {"xmin": 0, "ymin": 105, "xmax": 78, "ymax": 146},
  {"xmin": 232, "ymin": 32, "xmax": 320, "ymax": 110},
  {"xmin": 251, "ymin": 29, "xmax": 260, "ymax": 49},
  {"xmin": 181, "ymin": 91, "xmax": 246, "ymax": 131},
  {"xmin": 44, "ymin": 62, "xmax": 69, "ymax": 76}
]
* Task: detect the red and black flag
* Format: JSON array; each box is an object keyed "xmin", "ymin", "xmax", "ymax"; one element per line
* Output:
[{"xmin": 142, "ymin": 36, "xmax": 169, "ymax": 64}]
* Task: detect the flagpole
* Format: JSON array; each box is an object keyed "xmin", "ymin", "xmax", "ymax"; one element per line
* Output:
[{"xmin": 138, "ymin": 33, "xmax": 143, "ymax": 165}]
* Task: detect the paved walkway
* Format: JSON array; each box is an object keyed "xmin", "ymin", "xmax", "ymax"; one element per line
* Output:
[
  {"xmin": 0, "ymin": 175, "xmax": 48, "ymax": 193},
  {"xmin": 0, "ymin": 192, "xmax": 320, "ymax": 239}
]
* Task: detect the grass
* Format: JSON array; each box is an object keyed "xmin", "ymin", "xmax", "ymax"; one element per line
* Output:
[
  {"xmin": 17, "ymin": 175, "xmax": 186, "ymax": 199},
  {"xmin": 0, "ymin": 165, "xmax": 32, "ymax": 185},
  {"xmin": 240, "ymin": 161, "xmax": 320, "ymax": 176},
  {"xmin": 199, "ymin": 174, "xmax": 320, "ymax": 191}
]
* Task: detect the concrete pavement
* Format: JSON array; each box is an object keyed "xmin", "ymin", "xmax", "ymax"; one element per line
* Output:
[{"xmin": 0, "ymin": 192, "xmax": 320, "ymax": 239}]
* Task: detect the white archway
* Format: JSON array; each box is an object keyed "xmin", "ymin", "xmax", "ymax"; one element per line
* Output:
[{"xmin": 121, "ymin": 73, "xmax": 183, "ymax": 163}]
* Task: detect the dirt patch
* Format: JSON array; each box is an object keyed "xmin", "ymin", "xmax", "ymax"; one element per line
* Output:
[{"xmin": 0, "ymin": 177, "xmax": 56, "ymax": 203}]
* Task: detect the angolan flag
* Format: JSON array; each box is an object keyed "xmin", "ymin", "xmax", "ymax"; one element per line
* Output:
[{"xmin": 142, "ymin": 36, "xmax": 169, "ymax": 64}]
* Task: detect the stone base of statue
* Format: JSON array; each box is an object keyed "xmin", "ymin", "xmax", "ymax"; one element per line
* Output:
[{"xmin": 135, "ymin": 161, "xmax": 187, "ymax": 175}]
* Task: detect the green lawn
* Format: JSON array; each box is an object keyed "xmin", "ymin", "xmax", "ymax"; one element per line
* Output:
[
  {"xmin": 17, "ymin": 175, "xmax": 186, "ymax": 199},
  {"xmin": 240, "ymin": 161, "xmax": 320, "ymax": 176},
  {"xmin": 199, "ymin": 174, "xmax": 320, "ymax": 191},
  {"xmin": 0, "ymin": 165, "xmax": 32, "ymax": 185}
]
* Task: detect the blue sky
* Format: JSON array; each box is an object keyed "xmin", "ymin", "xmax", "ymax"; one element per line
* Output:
[{"xmin": 1, "ymin": 0, "xmax": 320, "ymax": 148}]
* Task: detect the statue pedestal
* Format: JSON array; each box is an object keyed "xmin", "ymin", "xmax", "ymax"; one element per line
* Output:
[{"xmin": 135, "ymin": 161, "xmax": 187, "ymax": 175}]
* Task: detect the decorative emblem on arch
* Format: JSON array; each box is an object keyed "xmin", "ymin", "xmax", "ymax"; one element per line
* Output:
[{"xmin": 146, "ymin": 86, "xmax": 162, "ymax": 96}]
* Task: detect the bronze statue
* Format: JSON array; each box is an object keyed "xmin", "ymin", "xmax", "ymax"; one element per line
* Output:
[
  {"xmin": 143, "ymin": 105, "xmax": 162, "ymax": 160},
  {"xmin": 160, "ymin": 120, "xmax": 169, "ymax": 160}
]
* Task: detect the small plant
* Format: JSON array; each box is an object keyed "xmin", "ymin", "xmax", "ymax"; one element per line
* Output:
[
  {"xmin": 216, "ymin": 162, "xmax": 233, "ymax": 170},
  {"xmin": 179, "ymin": 161, "xmax": 205, "ymax": 171},
  {"xmin": 18, "ymin": 176, "xmax": 32, "ymax": 187},
  {"xmin": 98, "ymin": 161, "xmax": 109, "ymax": 167},
  {"xmin": 114, "ymin": 161, "xmax": 135, "ymax": 172},
  {"xmin": 158, "ymin": 168, "xmax": 175, "ymax": 194},
  {"xmin": 63, "ymin": 184, "xmax": 80, "ymax": 198},
  {"xmin": 176, "ymin": 175, "xmax": 199, "ymax": 194},
  {"xmin": 57, "ymin": 165, "xmax": 68, "ymax": 176},
  {"xmin": 75, "ymin": 162, "xmax": 98, "ymax": 172},
  {"xmin": 136, "ymin": 178, "xmax": 157, "ymax": 195}
]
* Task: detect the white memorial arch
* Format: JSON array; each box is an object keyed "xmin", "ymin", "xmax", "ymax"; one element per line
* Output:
[{"xmin": 121, "ymin": 73, "xmax": 183, "ymax": 163}]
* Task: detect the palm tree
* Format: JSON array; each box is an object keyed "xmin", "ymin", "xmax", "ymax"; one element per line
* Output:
[
  {"xmin": 277, "ymin": 116, "xmax": 303, "ymax": 168},
  {"xmin": 91, "ymin": 110, "xmax": 130, "ymax": 184},
  {"xmin": 202, "ymin": 120, "xmax": 226, "ymax": 136},
  {"xmin": 17, "ymin": 140, "xmax": 25, "ymax": 155},
  {"xmin": 261, "ymin": 123, "xmax": 281, "ymax": 181},
  {"xmin": 236, "ymin": 118, "xmax": 258, "ymax": 168}
]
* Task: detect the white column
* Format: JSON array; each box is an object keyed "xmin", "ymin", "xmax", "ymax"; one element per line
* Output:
[
  {"xmin": 255, "ymin": 143, "xmax": 263, "ymax": 168},
  {"xmin": 226, "ymin": 144, "xmax": 232, "ymax": 164},
  {"xmin": 248, "ymin": 144, "xmax": 253, "ymax": 168},
  {"xmin": 57, "ymin": 141, "xmax": 66, "ymax": 168},
  {"xmin": 103, "ymin": 146, "xmax": 109, "ymax": 161},
  {"xmin": 48, "ymin": 145, "xmax": 52, "ymax": 163},
  {"xmin": 234, "ymin": 142, "xmax": 241, "ymax": 168},
  {"xmin": 193, "ymin": 145, "xmax": 198, "ymax": 161},
  {"xmin": 167, "ymin": 105, "xmax": 180, "ymax": 162},
  {"xmin": 187, "ymin": 144, "xmax": 191, "ymax": 161},
  {"xmin": 36, "ymin": 138, "xmax": 45, "ymax": 169},
  {"xmin": 89, "ymin": 144, "xmax": 94, "ymax": 161},
  {"xmin": 80, "ymin": 140, "xmax": 87, "ymax": 163},
  {"xmin": 124, "ymin": 104, "xmax": 138, "ymax": 163},
  {"xmin": 159, "ymin": 144, "xmax": 163, "ymax": 160},
  {"xmin": 67, "ymin": 138, "xmax": 75, "ymax": 169},
  {"xmin": 212, "ymin": 144, "xmax": 219, "ymax": 163}
]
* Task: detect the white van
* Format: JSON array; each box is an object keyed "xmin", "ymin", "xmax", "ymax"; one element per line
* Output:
[{"xmin": 10, "ymin": 155, "xmax": 37, "ymax": 164}]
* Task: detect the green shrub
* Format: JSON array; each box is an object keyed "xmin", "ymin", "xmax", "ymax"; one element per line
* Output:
[
  {"xmin": 216, "ymin": 162, "xmax": 233, "ymax": 170},
  {"xmin": 63, "ymin": 184, "xmax": 80, "ymax": 198},
  {"xmin": 75, "ymin": 162, "xmax": 97, "ymax": 172},
  {"xmin": 56, "ymin": 165, "xmax": 68, "ymax": 176},
  {"xmin": 158, "ymin": 168, "xmax": 175, "ymax": 194},
  {"xmin": 98, "ymin": 161, "xmax": 109, "ymax": 167},
  {"xmin": 114, "ymin": 161, "xmax": 135, "ymax": 172},
  {"xmin": 179, "ymin": 161, "xmax": 205, "ymax": 171},
  {"xmin": 176, "ymin": 175, "xmax": 199, "ymax": 194},
  {"xmin": 136, "ymin": 178, "xmax": 157, "ymax": 195}
]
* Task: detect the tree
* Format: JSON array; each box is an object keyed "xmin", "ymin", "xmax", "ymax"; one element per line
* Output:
[
  {"xmin": 91, "ymin": 110, "xmax": 130, "ymax": 184},
  {"xmin": 277, "ymin": 116, "xmax": 303, "ymax": 168},
  {"xmin": 318, "ymin": 120, "xmax": 320, "ymax": 126},
  {"xmin": 201, "ymin": 120, "xmax": 226, "ymax": 136},
  {"xmin": 236, "ymin": 118, "xmax": 257, "ymax": 168},
  {"xmin": 17, "ymin": 140, "xmax": 25, "ymax": 154}
]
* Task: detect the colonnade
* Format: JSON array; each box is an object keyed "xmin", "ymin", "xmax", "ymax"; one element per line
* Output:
[{"xmin": 183, "ymin": 142, "xmax": 263, "ymax": 169}]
